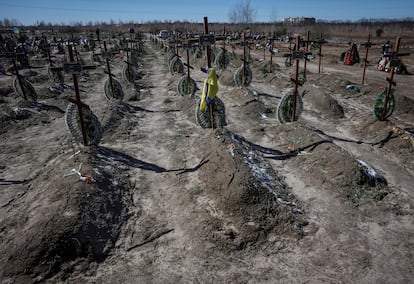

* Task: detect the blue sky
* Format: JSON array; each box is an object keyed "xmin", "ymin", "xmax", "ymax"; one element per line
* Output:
[{"xmin": 1, "ymin": 0, "xmax": 413, "ymax": 25}]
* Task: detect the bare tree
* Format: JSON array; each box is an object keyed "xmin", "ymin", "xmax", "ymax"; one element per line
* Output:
[
  {"xmin": 3, "ymin": 18, "xmax": 11, "ymax": 27},
  {"xmin": 269, "ymin": 8, "xmax": 278, "ymax": 23},
  {"xmin": 228, "ymin": 0, "xmax": 256, "ymax": 24},
  {"xmin": 1, "ymin": 18, "xmax": 17, "ymax": 27}
]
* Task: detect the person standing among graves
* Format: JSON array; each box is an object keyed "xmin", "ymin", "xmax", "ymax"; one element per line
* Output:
[
  {"xmin": 382, "ymin": 40, "xmax": 391, "ymax": 56},
  {"xmin": 378, "ymin": 40, "xmax": 392, "ymax": 71},
  {"xmin": 95, "ymin": 28, "xmax": 100, "ymax": 41}
]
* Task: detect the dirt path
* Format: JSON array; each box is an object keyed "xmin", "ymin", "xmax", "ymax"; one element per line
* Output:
[
  {"xmin": 87, "ymin": 47, "xmax": 204, "ymax": 282},
  {"xmin": 71, "ymin": 44, "xmax": 255, "ymax": 283}
]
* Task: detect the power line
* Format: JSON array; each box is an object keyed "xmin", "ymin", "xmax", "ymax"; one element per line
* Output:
[
  {"xmin": 0, "ymin": 2, "xmax": 221, "ymax": 17},
  {"xmin": 0, "ymin": 2, "xmax": 150, "ymax": 14},
  {"xmin": 0, "ymin": 2, "xmax": 232, "ymax": 25}
]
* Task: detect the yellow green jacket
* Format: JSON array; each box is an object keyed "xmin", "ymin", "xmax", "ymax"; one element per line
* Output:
[{"xmin": 200, "ymin": 68, "xmax": 218, "ymax": 111}]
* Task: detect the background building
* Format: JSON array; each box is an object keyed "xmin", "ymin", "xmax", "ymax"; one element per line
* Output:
[{"xmin": 283, "ymin": 17, "xmax": 316, "ymax": 25}]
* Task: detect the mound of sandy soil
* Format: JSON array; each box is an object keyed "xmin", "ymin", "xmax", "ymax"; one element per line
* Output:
[
  {"xmin": 303, "ymin": 86, "xmax": 345, "ymax": 119},
  {"xmin": 352, "ymin": 119, "xmax": 414, "ymax": 171},
  {"xmin": 0, "ymin": 149, "xmax": 131, "ymax": 282},
  {"xmin": 217, "ymin": 69, "xmax": 236, "ymax": 87},
  {"xmin": 194, "ymin": 128, "xmax": 307, "ymax": 250},
  {"xmin": 395, "ymin": 94, "xmax": 414, "ymax": 115}
]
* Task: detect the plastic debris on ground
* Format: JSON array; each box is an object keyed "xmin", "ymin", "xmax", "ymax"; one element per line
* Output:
[
  {"xmin": 63, "ymin": 163, "xmax": 95, "ymax": 184},
  {"xmin": 345, "ymin": 84, "xmax": 361, "ymax": 93},
  {"xmin": 357, "ymin": 159, "xmax": 387, "ymax": 186}
]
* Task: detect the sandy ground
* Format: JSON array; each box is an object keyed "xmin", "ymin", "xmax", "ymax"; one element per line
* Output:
[{"xmin": 1, "ymin": 35, "xmax": 414, "ymax": 283}]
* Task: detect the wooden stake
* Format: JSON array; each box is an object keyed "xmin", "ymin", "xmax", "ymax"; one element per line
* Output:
[
  {"xmin": 318, "ymin": 33, "xmax": 323, "ymax": 73},
  {"xmin": 269, "ymin": 31, "xmax": 275, "ymax": 73},
  {"xmin": 12, "ymin": 59, "xmax": 27, "ymax": 101},
  {"xmin": 186, "ymin": 48, "xmax": 190, "ymax": 81},
  {"xmin": 292, "ymin": 36, "xmax": 300, "ymax": 122},
  {"xmin": 382, "ymin": 37, "xmax": 400, "ymax": 121},
  {"xmin": 104, "ymin": 41, "xmax": 115, "ymax": 96},
  {"xmin": 203, "ymin": 16, "xmax": 214, "ymax": 129},
  {"xmin": 223, "ymin": 25, "xmax": 226, "ymax": 50},
  {"xmin": 203, "ymin": 17, "xmax": 211, "ymax": 68},
  {"xmin": 303, "ymin": 30, "xmax": 310, "ymax": 77},
  {"xmin": 210, "ymin": 103, "xmax": 214, "ymax": 130},
  {"xmin": 243, "ymin": 33, "xmax": 246, "ymax": 86},
  {"xmin": 361, "ymin": 34, "xmax": 374, "ymax": 85},
  {"xmin": 68, "ymin": 45, "xmax": 88, "ymax": 146}
]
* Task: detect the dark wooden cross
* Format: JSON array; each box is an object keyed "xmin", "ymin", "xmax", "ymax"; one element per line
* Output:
[
  {"xmin": 361, "ymin": 34, "xmax": 376, "ymax": 85},
  {"xmin": 381, "ymin": 37, "xmax": 410, "ymax": 120},
  {"xmin": 50, "ymin": 45, "xmax": 97, "ymax": 145}
]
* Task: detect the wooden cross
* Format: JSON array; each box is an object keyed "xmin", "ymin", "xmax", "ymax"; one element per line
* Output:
[
  {"xmin": 203, "ymin": 17, "xmax": 212, "ymax": 69},
  {"xmin": 103, "ymin": 41, "xmax": 118, "ymax": 97},
  {"xmin": 291, "ymin": 36, "xmax": 300, "ymax": 122},
  {"xmin": 234, "ymin": 34, "xmax": 254, "ymax": 85},
  {"xmin": 67, "ymin": 45, "xmax": 90, "ymax": 145},
  {"xmin": 381, "ymin": 37, "xmax": 410, "ymax": 120},
  {"xmin": 1, "ymin": 50, "xmax": 34, "ymax": 101},
  {"xmin": 361, "ymin": 34, "xmax": 376, "ymax": 85},
  {"xmin": 181, "ymin": 41, "xmax": 193, "ymax": 82},
  {"xmin": 268, "ymin": 32, "xmax": 279, "ymax": 73},
  {"xmin": 49, "ymin": 44, "xmax": 96, "ymax": 145},
  {"xmin": 303, "ymin": 31, "xmax": 310, "ymax": 77},
  {"xmin": 12, "ymin": 58, "xmax": 29, "ymax": 100}
]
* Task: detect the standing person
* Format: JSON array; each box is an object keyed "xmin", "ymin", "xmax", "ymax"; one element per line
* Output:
[
  {"xmin": 378, "ymin": 40, "xmax": 391, "ymax": 71},
  {"xmin": 96, "ymin": 28, "xmax": 100, "ymax": 42},
  {"xmin": 382, "ymin": 40, "xmax": 391, "ymax": 55}
]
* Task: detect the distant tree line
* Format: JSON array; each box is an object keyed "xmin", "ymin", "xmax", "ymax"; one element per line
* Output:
[
  {"xmin": 1, "ymin": 15, "xmax": 413, "ymax": 41},
  {"xmin": 0, "ymin": 18, "xmax": 22, "ymax": 27}
]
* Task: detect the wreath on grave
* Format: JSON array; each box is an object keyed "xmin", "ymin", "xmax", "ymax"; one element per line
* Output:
[
  {"xmin": 13, "ymin": 77, "xmax": 37, "ymax": 102},
  {"xmin": 177, "ymin": 76, "xmax": 197, "ymax": 96},
  {"xmin": 234, "ymin": 65, "xmax": 253, "ymax": 87},
  {"xmin": 195, "ymin": 97, "xmax": 226, "ymax": 128},
  {"xmin": 276, "ymin": 90, "xmax": 304, "ymax": 123},
  {"xmin": 374, "ymin": 87, "xmax": 395, "ymax": 120},
  {"xmin": 65, "ymin": 102, "xmax": 102, "ymax": 146},
  {"xmin": 169, "ymin": 56, "xmax": 184, "ymax": 75},
  {"xmin": 214, "ymin": 49, "xmax": 230, "ymax": 70},
  {"xmin": 122, "ymin": 64, "xmax": 136, "ymax": 83},
  {"xmin": 47, "ymin": 65, "xmax": 64, "ymax": 85},
  {"xmin": 104, "ymin": 78, "xmax": 124, "ymax": 102}
]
